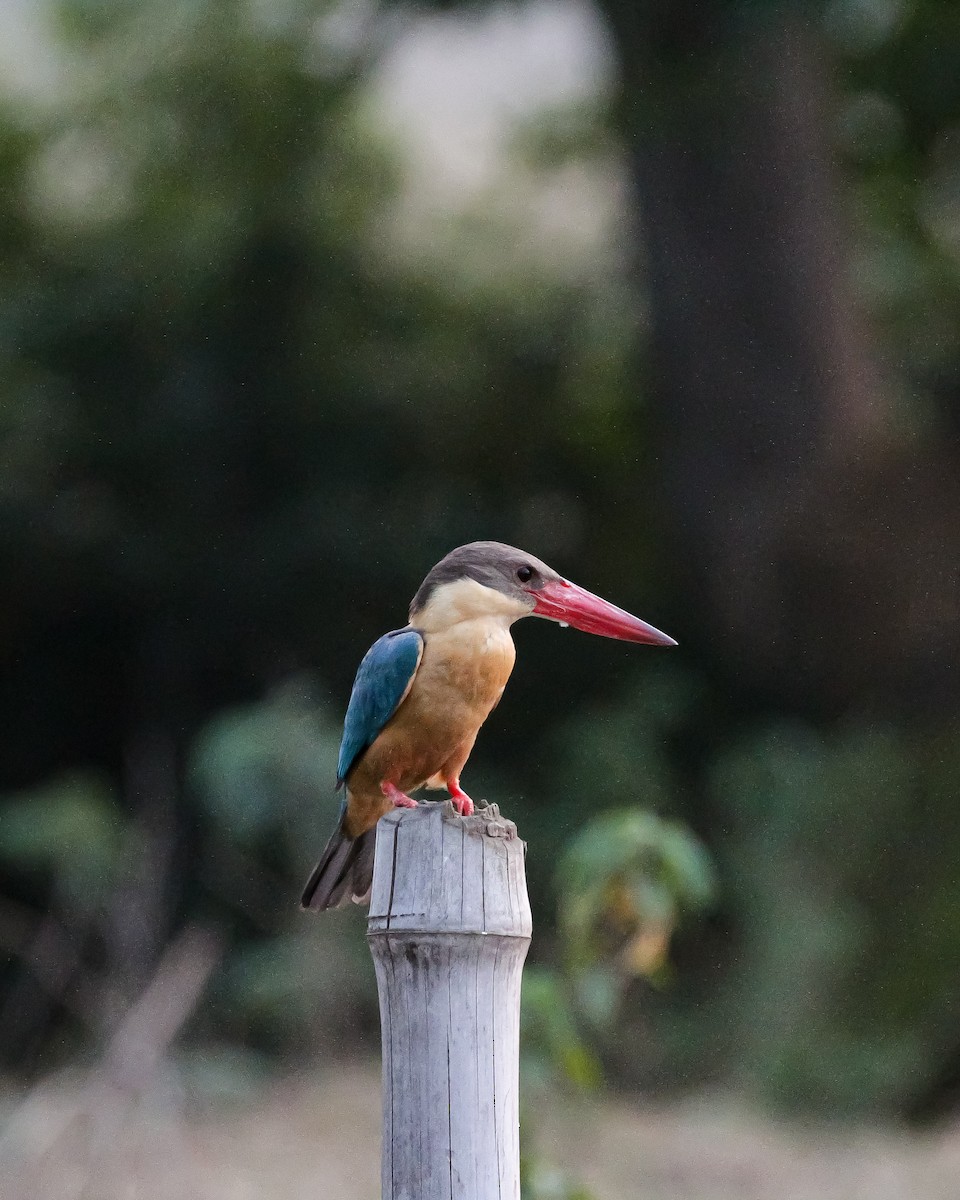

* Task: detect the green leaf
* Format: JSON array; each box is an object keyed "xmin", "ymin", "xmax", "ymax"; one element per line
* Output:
[{"xmin": 557, "ymin": 807, "xmax": 717, "ymax": 979}]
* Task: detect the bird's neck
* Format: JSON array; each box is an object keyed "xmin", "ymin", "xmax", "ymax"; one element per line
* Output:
[{"xmin": 410, "ymin": 578, "xmax": 531, "ymax": 635}]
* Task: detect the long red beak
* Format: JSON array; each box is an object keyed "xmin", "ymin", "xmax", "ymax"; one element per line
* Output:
[{"xmin": 528, "ymin": 579, "xmax": 677, "ymax": 646}]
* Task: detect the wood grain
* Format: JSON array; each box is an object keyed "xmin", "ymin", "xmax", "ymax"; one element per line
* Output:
[{"xmin": 368, "ymin": 801, "xmax": 532, "ymax": 1199}]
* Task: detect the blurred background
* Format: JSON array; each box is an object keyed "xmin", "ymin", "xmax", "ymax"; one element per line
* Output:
[{"xmin": 2, "ymin": 0, "xmax": 960, "ymax": 1196}]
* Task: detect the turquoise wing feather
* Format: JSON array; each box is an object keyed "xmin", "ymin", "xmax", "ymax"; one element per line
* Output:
[{"xmin": 336, "ymin": 628, "xmax": 424, "ymax": 786}]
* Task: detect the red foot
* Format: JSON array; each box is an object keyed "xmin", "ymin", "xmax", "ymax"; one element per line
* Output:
[
  {"xmin": 446, "ymin": 779, "xmax": 474, "ymax": 818},
  {"xmin": 381, "ymin": 781, "xmax": 417, "ymax": 809}
]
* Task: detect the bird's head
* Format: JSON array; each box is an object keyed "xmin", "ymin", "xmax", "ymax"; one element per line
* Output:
[{"xmin": 408, "ymin": 541, "xmax": 676, "ymax": 645}]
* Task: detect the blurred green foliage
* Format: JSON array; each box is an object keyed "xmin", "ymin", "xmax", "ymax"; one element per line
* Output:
[
  {"xmin": 559, "ymin": 808, "xmax": 716, "ymax": 985},
  {"xmin": 522, "ymin": 966, "xmax": 603, "ymax": 1095},
  {"xmin": 0, "ymin": 0, "xmax": 959, "ymax": 1146},
  {"xmin": 0, "ymin": 772, "xmax": 122, "ymax": 906},
  {"xmin": 521, "ymin": 1155, "xmax": 596, "ymax": 1200}
]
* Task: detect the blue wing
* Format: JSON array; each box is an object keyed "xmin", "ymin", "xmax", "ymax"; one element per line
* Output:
[{"xmin": 336, "ymin": 628, "xmax": 424, "ymax": 786}]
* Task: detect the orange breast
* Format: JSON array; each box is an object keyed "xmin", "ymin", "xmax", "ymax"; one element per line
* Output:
[{"xmin": 343, "ymin": 620, "xmax": 516, "ymax": 835}]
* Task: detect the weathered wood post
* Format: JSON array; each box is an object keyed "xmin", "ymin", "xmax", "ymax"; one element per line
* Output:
[{"xmin": 367, "ymin": 800, "xmax": 532, "ymax": 1200}]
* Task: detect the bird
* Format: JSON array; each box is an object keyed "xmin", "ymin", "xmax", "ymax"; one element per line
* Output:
[{"xmin": 301, "ymin": 541, "xmax": 676, "ymax": 911}]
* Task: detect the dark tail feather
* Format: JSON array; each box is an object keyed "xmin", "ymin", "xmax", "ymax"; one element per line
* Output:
[{"xmin": 300, "ymin": 823, "xmax": 377, "ymax": 911}]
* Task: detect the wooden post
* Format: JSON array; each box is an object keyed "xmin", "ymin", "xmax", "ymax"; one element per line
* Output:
[{"xmin": 367, "ymin": 800, "xmax": 532, "ymax": 1200}]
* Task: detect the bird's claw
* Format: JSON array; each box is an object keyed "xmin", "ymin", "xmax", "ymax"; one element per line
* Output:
[
  {"xmin": 381, "ymin": 781, "xmax": 418, "ymax": 809},
  {"xmin": 446, "ymin": 780, "xmax": 475, "ymax": 818}
]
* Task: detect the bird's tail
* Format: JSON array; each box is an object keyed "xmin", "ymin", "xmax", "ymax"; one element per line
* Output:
[{"xmin": 300, "ymin": 821, "xmax": 377, "ymax": 911}]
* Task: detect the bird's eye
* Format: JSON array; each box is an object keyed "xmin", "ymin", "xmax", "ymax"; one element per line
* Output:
[{"xmin": 516, "ymin": 566, "xmax": 534, "ymax": 583}]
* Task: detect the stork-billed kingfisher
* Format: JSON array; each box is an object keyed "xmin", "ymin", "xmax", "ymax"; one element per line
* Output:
[{"xmin": 301, "ymin": 541, "xmax": 676, "ymax": 910}]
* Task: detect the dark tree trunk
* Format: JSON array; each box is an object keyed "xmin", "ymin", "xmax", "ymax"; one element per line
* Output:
[{"xmin": 599, "ymin": 0, "xmax": 960, "ymax": 716}]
